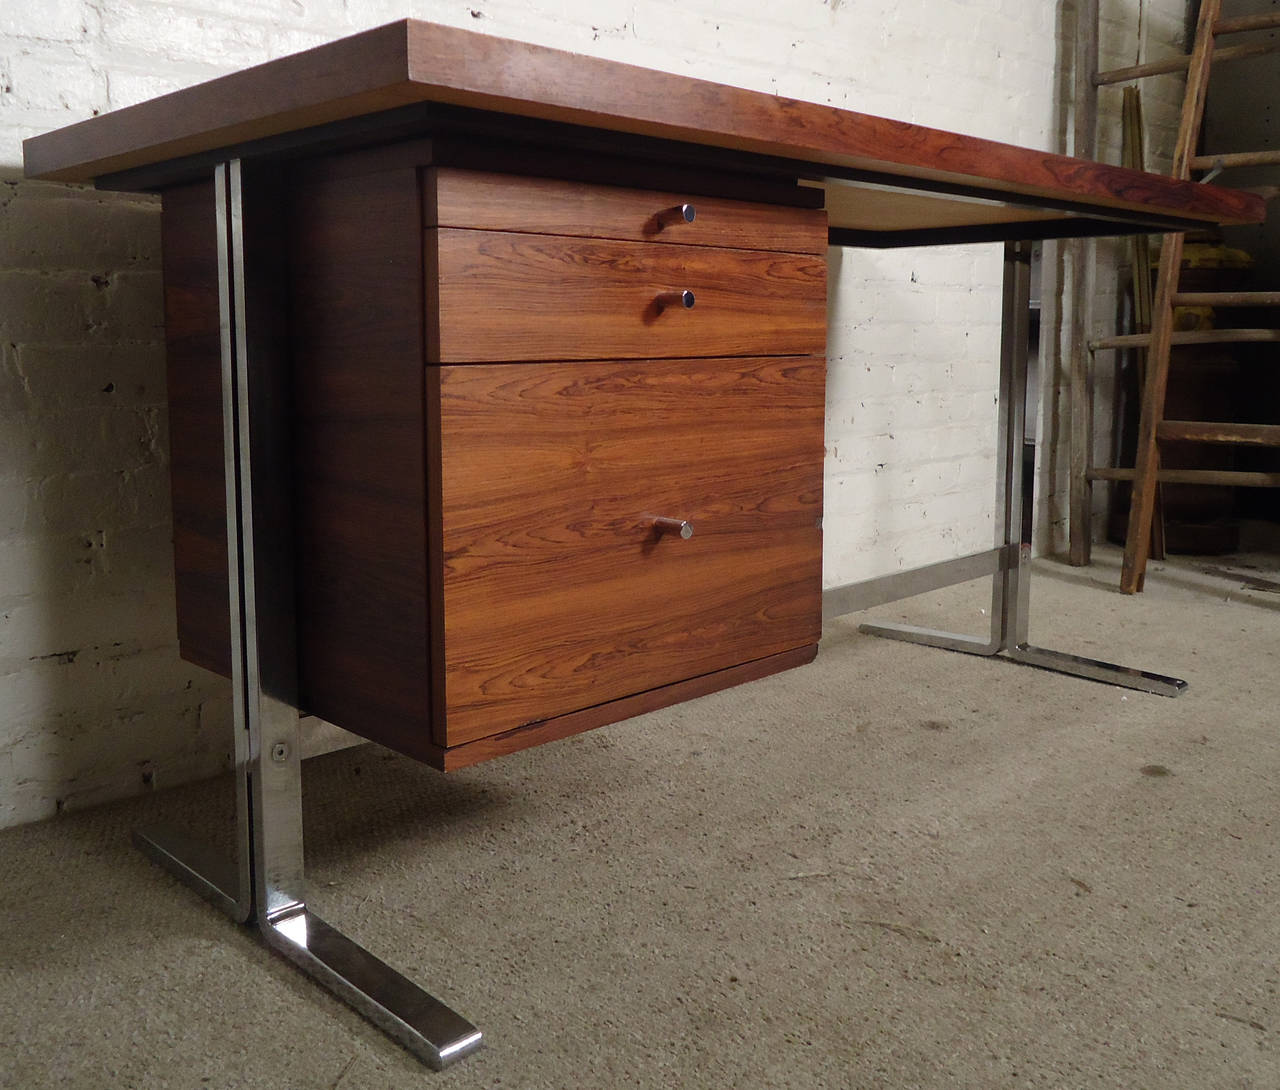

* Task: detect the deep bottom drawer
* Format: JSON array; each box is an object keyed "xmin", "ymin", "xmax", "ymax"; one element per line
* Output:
[{"xmin": 432, "ymin": 355, "xmax": 826, "ymax": 746}]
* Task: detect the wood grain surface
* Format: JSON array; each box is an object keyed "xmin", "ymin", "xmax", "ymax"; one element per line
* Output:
[
  {"xmin": 429, "ymin": 229, "xmax": 827, "ymax": 362},
  {"xmin": 425, "ymin": 644, "xmax": 819, "ymax": 770},
  {"xmin": 427, "ymin": 168, "xmax": 828, "ymax": 254},
  {"xmin": 289, "ymin": 163, "xmax": 435, "ymax": 751},
  {"xmin": 161, "ymin": 179, "xmax": 231, "ymax": 678},
  {"xmin": 22, "ymin": 20, "xmax": 1264, "ymax": 230},
  {"xmin": 433, "ymin": 356, "xmax": 826, "ymax": 746}
]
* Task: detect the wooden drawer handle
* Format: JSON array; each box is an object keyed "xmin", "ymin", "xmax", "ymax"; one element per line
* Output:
[
  {"xmin": 654, "ymin": 289, "xmax": 695, "ymax": 312},
  {"xmin": 652, "ymin": 517, "xmax": 694, "ymax": 540},
  {"xmin": 655, "ymin": 203, "xmax": 696, "ymax": 229}
]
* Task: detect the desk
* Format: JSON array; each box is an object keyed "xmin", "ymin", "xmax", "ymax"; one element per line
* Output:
[{"xmin": 24, "ymin": 19, "xmax": 1263, "ymax": 1068}]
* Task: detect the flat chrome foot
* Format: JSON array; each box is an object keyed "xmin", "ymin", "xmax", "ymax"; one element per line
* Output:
[
  {"xmin": 133, "ymin": 824, "xmax": 482, "ymax": 1069},
  {"xmin": 133, "ymin": 824, "xmax": 246, "ymax": 922},
  {"xmin": 1008, "ymin": 643, "xmax": 1187, "ymax": 696},
  {"xmin": 266, "ymin": 908, "xmax": 483, "ymax": 1070}
]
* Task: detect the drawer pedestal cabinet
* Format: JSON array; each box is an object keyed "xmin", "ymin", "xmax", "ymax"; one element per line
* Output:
[
  {"xmin": 168, "ymin": 157, "xmax": 830, "ymax": 769},
  {"xmin": 23, "ymin": 19, "xmax": 1263, "ymax": 1069}
]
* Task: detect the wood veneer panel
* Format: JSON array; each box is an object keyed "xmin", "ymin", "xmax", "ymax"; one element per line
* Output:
[
  {"xmin": 289, "ymin": 162, "xmax": 433, "ymax": 752},
  {"xmin": 429, "ymin": 229, "xmax": 827, "ymax": 362},
  {"xmin": 162, "ymin": 179, "xmax": 231, "ymax": 678},
  {"xmin": 426, "ymin": 169, "xmax": 828, "ymax": 254},
  {"xmin": 428, "ymin": 644, "xmax": 819, "ymax": 771},
  {"xmin": 23, "ymin": 20, "xmax": 1263, "ymax": 229},
  {"xmin": 434, "ymin": 356, "xmax": 826, "ymax": 746}
]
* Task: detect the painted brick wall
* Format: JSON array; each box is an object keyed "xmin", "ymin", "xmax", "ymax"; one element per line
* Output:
[{"xmin": 0, "ymin": 0, "xmax": 1185, "ymax": 828}]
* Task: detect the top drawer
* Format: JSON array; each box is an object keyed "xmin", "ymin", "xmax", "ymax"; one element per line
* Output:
[{"xmin": 424, "ymin": 168, "xmax": 828, "ymax": 255}]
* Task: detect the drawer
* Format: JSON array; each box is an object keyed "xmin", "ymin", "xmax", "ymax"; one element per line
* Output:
[
  {"xmin": 425, "ymin": 168, "xmax": 829, "ymax": 255},
  {"xmin": 432, "ymin": 355, "xmax": 826, "ymax": 746},
  {"xmin": 427, "ymin": 228, "xmax": 827, "ymax": 362}
]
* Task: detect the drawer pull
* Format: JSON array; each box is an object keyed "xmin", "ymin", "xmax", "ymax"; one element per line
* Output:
[
  {"xmin": 655, "ymin": 203, "xmax": 696, "ymax": 229},
  {"xmin": 652, "ymin": 517, "xmax": 694, "ymax": 540},
  {"xmin": 654, "ymin": 289, "xmax": 696, "ymax": 312}
]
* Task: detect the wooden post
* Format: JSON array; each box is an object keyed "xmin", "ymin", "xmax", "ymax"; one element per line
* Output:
[{"xmin": 1068, "ymin": 0, "xmax": 1099, "ymax": 566}]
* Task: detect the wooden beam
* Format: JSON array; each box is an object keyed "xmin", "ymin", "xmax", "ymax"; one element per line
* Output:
[
  {"xmin": 1095, "ymin": 39, "xmax": 1280, "ymax": 85},
  {"xmin": 1089, "ymin": 467, "xmax": 1280, "ymax": 486},
  {"xmin": 1171, "ymin": 291, "xmax": 1280, "ymax": 306},
  {"xmin": 1215, "ymin": 12, "xmax": 1280, "ymax": 35},
  {"xmin": 1090, "ymin": 328, "xmax": 1280, "ymax": 350},
  {"xmin": 1068, "ymin": 0, "xmax": 1100, "ymax": 567},
  {"xmin": 1158, "ymin": 421, "xmax": 1280, "ymax": 446},
  {"xmin": 1191, "ymin": 148, "xmax": 1280, "ymax": 171}
]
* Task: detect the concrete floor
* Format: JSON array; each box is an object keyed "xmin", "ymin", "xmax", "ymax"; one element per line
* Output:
[{"xmin": 1, "ymin": 546, "xmax": 1277, "ymax": 1089}]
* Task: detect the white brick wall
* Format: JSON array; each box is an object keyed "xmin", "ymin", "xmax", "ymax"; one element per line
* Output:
[{"xmin": 0, "ymin": 0, "xmax": 1186, "ymax": 829}]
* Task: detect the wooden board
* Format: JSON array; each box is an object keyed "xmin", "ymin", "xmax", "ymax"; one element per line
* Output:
[
  {"xmin": 22, "ymin": 20, "xmax": 1264, "ymax": 230},
  {"xmin": 433, "ymin": 356, "xmax": 826, "ymax": 746}
]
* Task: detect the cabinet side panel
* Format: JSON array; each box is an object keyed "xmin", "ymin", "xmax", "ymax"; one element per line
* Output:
[
  {"xmin": 291, "ymin": 163, "xmax": 433, "ymax": 748},
  {"xmin": 162, "ymin": 179, "xmax": 232, "ymax": 677}
]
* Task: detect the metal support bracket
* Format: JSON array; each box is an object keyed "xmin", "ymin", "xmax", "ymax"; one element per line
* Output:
[
  {"xmin": 133, "ymin": 160, "xmax": 482, "ymax": 1069},
  {"xmin": 824, "ymin": 240, "xmax": 1186, "ymax": 699}
]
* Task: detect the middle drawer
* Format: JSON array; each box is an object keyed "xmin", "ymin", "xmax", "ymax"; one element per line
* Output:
[{"xmin": 426, "ymin": 227, "xmax": 828, "ymax": 363}]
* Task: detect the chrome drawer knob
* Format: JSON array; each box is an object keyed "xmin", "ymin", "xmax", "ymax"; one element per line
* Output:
[
  {"xmin": 653, "ymin": 517, "xmax": 694, "ymax": 540},
  {"xmin": 654, "ymin": 289, "xmax": 695, "ymax": 311},
  {"xmin": 655, "ymin": 203, "xmax": 696, "ymax": 228}
]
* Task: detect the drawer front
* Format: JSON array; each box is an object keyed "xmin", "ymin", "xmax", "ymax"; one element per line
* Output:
[
  {"xmin": 426, "ymin": 168, "xmax": 828, "ymax": 254},
  {"xmin": 434, "ymin": 356, "xmax": 825, "ymax": 746},
  {"xmin": 428, "ymin": 228, "xmax": 827, "ymax": 362}
]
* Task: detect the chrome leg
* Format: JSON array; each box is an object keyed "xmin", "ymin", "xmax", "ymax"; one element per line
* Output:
[
  {"xmin": 135, "ymin": 160, "xmax": 483, "ymax": 1069},
  {"xmin": 845, "ymin": 548, "xmax": 1009, "ymax": 656},
  {"xmin": 840, "ymin": 240, "xmax": 1187, "ymax": 697}
]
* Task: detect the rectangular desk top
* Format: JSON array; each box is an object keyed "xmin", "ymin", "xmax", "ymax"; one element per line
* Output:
[{"xmin": 23, "ymin": 19, "xmax": 1263, "ymax": 244}]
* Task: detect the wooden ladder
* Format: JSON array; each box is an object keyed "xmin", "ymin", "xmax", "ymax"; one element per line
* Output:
[{"xmin": 1083, "ymin": 0, "xmax": 1280, "ymax": 592}]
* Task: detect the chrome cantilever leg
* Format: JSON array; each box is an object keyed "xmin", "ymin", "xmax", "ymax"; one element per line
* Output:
[
  {"xmin": 133, "ymin": 160, "xmax": 482, "ymax": 1069},
  {"xmin": 825, "ymin": 240, "xmax": 1186, "ymax": 698}
]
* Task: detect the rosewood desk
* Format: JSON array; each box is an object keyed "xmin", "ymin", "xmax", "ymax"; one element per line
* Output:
[{"xmin": 24, "ymin": 20, "xmax": 1263, "ymax": 1068}]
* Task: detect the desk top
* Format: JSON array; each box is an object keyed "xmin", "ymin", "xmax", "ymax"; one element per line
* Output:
[{"xmin": 22, "ymin": 19, "xmax": 1263, "ymax": 243}]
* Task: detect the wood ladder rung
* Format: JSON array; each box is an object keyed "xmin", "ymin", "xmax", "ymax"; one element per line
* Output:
[
  {"xmin": 1158, "ymin": 420, "xmax": 1280, "ymax": 446},
  {"xmin": 1215, "ymin": 12, "xmax": 1280, "ymax": 35},
  {"xmin": 1088, "ymin": 467, "xmax": 1280, "ymax": 487},
  {"xmin": 1089, "ymin": 328, "xmax": 1280, "ymax": 351},
  {"xmin": 1190, "ymin": 148, "xmax": 1280, "ymax": 171},
  {"xmin": 1171, "ymin": 291, "xmax": 1280, "ymax": 306},
  {"xmin": 1095, "ymin": 39, "xmax": 1280, "ymax": 85}
]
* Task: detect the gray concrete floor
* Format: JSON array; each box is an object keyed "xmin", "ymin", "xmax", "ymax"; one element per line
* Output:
[{"xmin": 1, "ymin": 546, "xmax": 1277, "ymax": 1089}]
